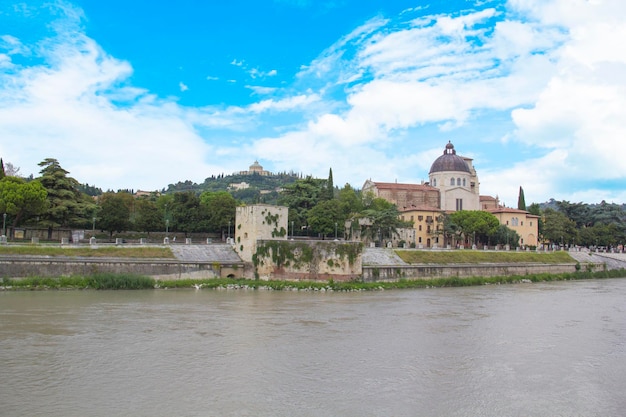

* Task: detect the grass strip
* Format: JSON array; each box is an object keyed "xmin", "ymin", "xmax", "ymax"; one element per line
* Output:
[
  {"xmin": 395, "ymin": 250, "xmax": 574, "ymax": 264},
  {"xmin": 0, "ymin": 245, "xmax": 175, "ymax": 259}
]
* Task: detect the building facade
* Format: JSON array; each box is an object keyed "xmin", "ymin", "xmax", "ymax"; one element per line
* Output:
[{"xmin": 364, "ymin": 141, "xmax": 539, "ymax": 247}]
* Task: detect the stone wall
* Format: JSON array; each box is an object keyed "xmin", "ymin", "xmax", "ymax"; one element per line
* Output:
[
  {"xmin": 361, "ymin": 262, "xmax": 598, "ymax": 282},
  {"xmin": 253, "ymin": 240, "xmax": 363, "ymax": 281},
  {"xmin": 0, "ymin": 256, "xmax": 245, "ymax": 281}
]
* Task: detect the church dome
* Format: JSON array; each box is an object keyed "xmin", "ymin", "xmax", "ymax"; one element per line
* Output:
[{"xmin": 429, "ymin": 141, "xmax": 470, "ymax": 174}]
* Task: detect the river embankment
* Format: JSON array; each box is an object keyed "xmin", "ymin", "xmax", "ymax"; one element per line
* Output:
[{"xmin": 1, "ymin": 244, "xmax": 625, "ymax": 291}]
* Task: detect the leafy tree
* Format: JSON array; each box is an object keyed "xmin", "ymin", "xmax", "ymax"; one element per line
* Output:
[
  {"xmin": 0, "ymin": 177, "xmax": 48, "ymax": 234},
  {"xmin": 199, "ymin": 191, "xmax": 238, "ymax": 234},
  {"xmin": 279, "ymin": 176, "xmax": 327, "ymax": 235},
  {"xmin": 337, "ymin": 183, "xmax": 363, "ymax": 217},
  {"xmin": 517, "ymin": 186, "xmax": 526, "ymax": 211},
  {"xmin": 168, "ymin": 192, "xmax": 209, "ymax": 235},
  {"xmin": 555, "ymin": 201, "xmax": 591, "ymax": 228},
  {"xmin": 489, "ymin": 224, "xmax": 521, "ymax": 248},
  {"xmin": 542, "ymin": 208, "xmax": 578, "ymax": 246},
  {"xmin": 358, "ymin": 198, "xmax": 409, "ymax": 244},
  {"xmin": 133, "ymin": 198, "xmax": 164, "ymax": 234},
  {"xmin": 37, "ymin": 158, "xmax": 96, "ymax": 234},
  {"xmin": 98, "ymin": 192, "xmax": 133, "ymax": 237},
  {"xmin": 447, "ymin": 210, "xmax": 500, "ymax": 245},
  {"xmin": 307, "ymin": 199, "xmax": 344, "ymax": 238}
]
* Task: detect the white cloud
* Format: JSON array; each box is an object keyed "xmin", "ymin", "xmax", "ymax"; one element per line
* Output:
[{"xmin": 179, "ymin": 82, "xmax": 188, "ymax": 92}]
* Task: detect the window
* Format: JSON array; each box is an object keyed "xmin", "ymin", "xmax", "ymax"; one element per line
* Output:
[
  {"xmin": 450, "ymin": 178, "xmax": 455, "ymax": 186},
  {"xmin": 463, "ymin": 178, "xmax": 466, "ymax": 186},
  {"xmin": 419, "ymin": 225, "xmax": 422, "ymax": 231},
  {"xmin": 418, "ymin": 215, "xmax": 423, "ymax": 221},
  {"xmin": 521, "ymin": 221, "xmax": 524, "ymax": 226},
  {"xmin": 418, "ymin": 237, "xmax": 422, "ymax": 243},
  {"xmin": 457, "ymin": 178, "xmax": 461, "ymax": 185},
  {"xmin": 427, "ymin": 226, "xmax": 431, "ymax": 233},
  {"xmin": 530, "ymin": 221, "xmax": 533, "ymax": 226},
  {"xmin": 410, "ymin": 215, "xmax": 414, "ymax": 221},
  {"xmin": 432, "ymin": 178, "xmax": 437, "ymax": 186},
  {"xmin": 456, "ymin": 199, "xmax": 463, "ymax": 211}
]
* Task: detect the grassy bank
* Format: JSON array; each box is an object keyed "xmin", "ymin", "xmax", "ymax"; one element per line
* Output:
[
  {"xmin": 0, "ymin": 245, "xmax": 175, "ymax": 259},
  {"xmin": 396, "ymin": 250, "xmax": 574, "ymax": 264},
  {"xmin": 3, "ymin": 269, "xmax": 624, "ymax": 291}
]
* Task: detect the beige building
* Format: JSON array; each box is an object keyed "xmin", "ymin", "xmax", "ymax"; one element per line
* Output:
[
  {"xmin": 487, "ymin": 207, "xmax": 540, "ymax": 247},
  {"xmin": 399, "ymin": 207, "xmax": 445, "ymax": 248},
  {"xmin": 235, "ymin": 204, "xmax": 289, "ymax": 262}
]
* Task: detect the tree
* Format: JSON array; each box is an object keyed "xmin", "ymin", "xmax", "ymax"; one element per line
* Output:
[
  {"xmin": 358, "ymin": 198, "xmax": 409, "ymax": 244},
  {"xmin": 199, "ymin": 191, "xmax": 238, "ymax": 234},
  {"xmin": 337, "ymin": 183, "xmax": 363, "ymax": 217},
  {"xmin": 490, "ymin": 224, "xmax": 521, "ymax": 248},
  {"xmin": 133, "ymin": 198, "xmax": 164, "ymax": 234},
  {"xmin": 279, "ymin": 176, "xmax": 327, "ymax": 235},
  {"xmin": 98, "ymin": 192, "xmax": 132, "ymax": 237},
  {"xmin": 168, "ymin": 192, "xmax": 209, "ymax": 235},
  {"xmin": 325, "ymin": 168, "xmax": 334, "ymax": 200},
  {"xmin": 517, "ymin": 186, "xmax": 526, "ymax": 211},
  {"xmin": 0, "ymin": 158, "xmax": 4, "ymax": 179},
  {"xmin": 307, "ymin": 199, "xmax": 344, "ymax": 238},
  {"xmin": 37, "ymin": 158, "xmax": 96, "ymax": 234},
  {"xmin": 447, "ymin": 211, "xmax": 500, "ymax": 245},
  {"xmin": 0, "ymin": 177, "xmax": 48, "ymax": 234},
  {"xmin": 542, "ymin": 208, "xmax": 578, "ymax": 246}
]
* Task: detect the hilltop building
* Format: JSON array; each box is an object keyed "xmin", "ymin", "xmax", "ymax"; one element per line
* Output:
[
  {"xmin": 238, "ymin": 160, "xmax": 272, "ymax": 176},
  {"xmin": 364, "ymin": 141, "xmax": 539, "ymax": 247}
]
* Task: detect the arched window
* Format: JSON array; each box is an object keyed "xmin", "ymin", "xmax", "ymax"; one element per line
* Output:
[
  {"xmin": 457, "ymin": 178, "xmax": 461, "ymax": 185},
  {"xmin": 450, "ymin": 178, "xmax": 455, "ymax": 186},
  {"xmin": 432, "ymin": 178, "xmax": 437, "ymax": 186},
  {"xmin": 463, "ymin": 178, "xmax": 466, "ymax": 186}
]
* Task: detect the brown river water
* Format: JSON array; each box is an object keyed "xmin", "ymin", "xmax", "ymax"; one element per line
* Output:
[{"xmin": 1, "ymin": 278, "xmax": 625, "ymax": 417}]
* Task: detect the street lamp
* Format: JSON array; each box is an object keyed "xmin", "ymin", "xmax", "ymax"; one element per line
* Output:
[
  {"xmin": 166, "ymin": 219, "xmax": 169, "ymax": 237},
  {"xmin": 291, "ymin": 221, "xmax": 294, "ymax": 239},
  {"xmin": 2, "ymin": 213, "xmax": 6, "ymax": 237},
  {"xmin": 228, "ymin": 220, "xmax": 231, "ymax": 240}
]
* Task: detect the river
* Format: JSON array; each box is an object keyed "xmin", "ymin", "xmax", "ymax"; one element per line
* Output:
[{"xmin": 1, "ymin": 279, "xmax": 625, "ymax": 417}]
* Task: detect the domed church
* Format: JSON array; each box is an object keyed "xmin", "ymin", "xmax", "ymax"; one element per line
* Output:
[
  {"xmin": 429, "ymin": 141, "xmax": 480, "ymax": 212},
  {"xmin": 362, "ymin": 142, "xmax": 539, "ymax": 248}
]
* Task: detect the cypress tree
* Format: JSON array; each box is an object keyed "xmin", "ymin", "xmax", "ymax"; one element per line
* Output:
[
  {"xmin": 0, "ymin": 158, "xmax": 5, "ymax": 179},
  {"xmin": 517, "ymin": 186, "xmax": 526, "ymax": 211},
  {"xmin": 326, "ymin": 168, "xmax": 334, "ymax": 200}
]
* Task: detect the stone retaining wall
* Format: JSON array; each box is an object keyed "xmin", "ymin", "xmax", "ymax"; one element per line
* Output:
[
  {"xmin": 362, "ymin": 262, "xmax": 601, "ymax": 282},
  {"xmin": 0, "ymin": 256, "xmax": 245, "ymax": 280}
]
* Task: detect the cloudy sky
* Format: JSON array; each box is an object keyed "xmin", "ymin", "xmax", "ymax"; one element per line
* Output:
[{"xmin": 1, "ymin": 0, "xmax": 625, "ymax": 206}]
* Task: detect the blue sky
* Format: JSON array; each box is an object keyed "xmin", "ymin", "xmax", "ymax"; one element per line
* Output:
[{"xmin": 1, "ymin": 0, "xmax": 625, "ymax": 206}]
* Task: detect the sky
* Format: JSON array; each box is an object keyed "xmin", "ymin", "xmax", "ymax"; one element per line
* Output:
[{"xmin": 1, "ymin": 0, "xmax": 625, "ymax": 206}]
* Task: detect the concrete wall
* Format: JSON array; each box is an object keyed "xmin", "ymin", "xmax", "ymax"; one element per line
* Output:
[
  {"xmin": 361, "ymin": 262, "xmax": 598, "ymax": 282},
  {"xmin": 0, "ymin": 257, "xmax": 245, "ymax": 281}
]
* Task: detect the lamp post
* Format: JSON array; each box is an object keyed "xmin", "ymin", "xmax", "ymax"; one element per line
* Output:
[
  {"xmin": 334, "ymin": 222, "xmax": 338, "ymax": 240},
  {"xmin": 92, "ymin": 216, "xmax": 96, "ymax": 232},
  {"xmin": 291, "ymin": 221, "xmax": 294, "ymax": 240},
  {"xmin": 166, "ymin": 219, "xmax": 169, "ymax": 237},
  {"xmin": 228, "ymin": 220, "xmax": 231, "ymax": 240},
  {"xmin": 2, "ymin": 213, "xmax": 6, "ymax": 237}
]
